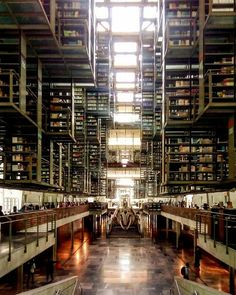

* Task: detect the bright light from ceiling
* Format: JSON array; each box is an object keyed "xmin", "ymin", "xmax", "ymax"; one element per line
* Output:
[
  {"xmin": 96, "ymin": 7, "xmax": 108, "ymax": 19},
  {"xmin": 107, "ymin": 168, "xmax": 141, "ymax": 179},
  {"xmin": 114, "ymin": 42, "xmax": 138, "ymax": 53},
  {"xmin": 116, "ymin": 105, "xmax": 133, "ymax": 113},
  {"xmin": 108, "ymin": 137, "xmax": 141, "ymax": 146},
  {"xmin": 116, "ymin": 72, "xmax": 135, "ymax": 83},
  {"xmin": 97, "ymin": 21, "xmax": 110, "ymax": 32},
  {"xmin": 143, "ymin": 6, "xmax": 157, "ymax": 18},
  {"xmin": 116, "ymin": 178, "xmax": 134, "ymax": 186},
  {"xmin": 114, "ymin": 113, "xmax": 140, "ymax": 123},
  {"xmin": 117, "ymin": 92, "xmax": 134, "ymax": 102},
  {"xmin": 116, "ymin": 83, "xmax": 135, "ymax": 90},
  {"xmin": 114, "ymin": 54, "xmax": 137, "ymax": 67},
  {"xmin": 142, "ymin": 21, "xmax": 155, "ymax": 31},
  {"xmin": 111, "ymin": 0, "xmax": 141, "ymax": 2},
  {"xmin": 112, "ymin": 7, "xmax": 140, "ymax": 33},
  {"xmin": 121, "ymin": 159, "xmax": 129, "ymax": 164},
  {"xmin": 135, "ymin": 93, "xmax": 142, "ymax": 101}
]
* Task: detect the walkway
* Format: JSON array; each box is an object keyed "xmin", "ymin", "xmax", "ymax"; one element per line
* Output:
[{"xmin": 0, "ymin": 230, "xmax": 231, "ymax": 294}]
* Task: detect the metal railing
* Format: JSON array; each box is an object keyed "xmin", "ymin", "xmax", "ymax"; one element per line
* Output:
[
  {"xmin": 0, "ymin": 211, "xmax": 56, "ymax": 262},
  {"xmin": 196, "ymin": 209, "xmax": 236, "ymax": 254},
  {"xmin": 18, "ymin": 276, "xmax": 82, "ymax": 295},
  {"xmin": 172, "ymin": 276, "xmax": 230, "ymax": 295},
  {"xmin": 204, "ymin": 69, "xmax": 235, "ymax": 106},
  {"xmin": 0, "ymin": 206, "xmax": 89, "ymax": 255},
  {"xmin": 0, "ymin": 69, "xmax": 20, "ymax": 105},
  {"xmin": 161, "ymin": 205, "xmax": 236, "ymax": 254}
]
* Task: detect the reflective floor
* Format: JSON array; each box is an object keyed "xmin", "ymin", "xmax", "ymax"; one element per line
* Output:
[{"xmin": 0, "ymin": 218, "xmax": 232, "ymax": 295}]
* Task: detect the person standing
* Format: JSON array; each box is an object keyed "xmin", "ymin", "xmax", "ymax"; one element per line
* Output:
[
  {"xmin": 46, "ymin": 257, "xmax": 57, "ymax": 282},
  {"xmin": 0, "ymin": 205, "xmax": 4, "ymax": 216},
  {"xmin": 194, "ymin": 247, "xmax": 201, "ymax": 268},
  {"xmin": 181, "ymin": 262, "xmax": 190, "ymax": 280},
  {"xmin": 27, "ymin": 259, "xmax": 36, "ymax": 287}
]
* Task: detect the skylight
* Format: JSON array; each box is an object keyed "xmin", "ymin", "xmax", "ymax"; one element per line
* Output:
[
  {"xmin": 112, "ymin": 7, "xmax": 140, "ymax": 33},
  {"xmin": 114, "ymin": 42, "xmax": 138, "ymax": 53},
  {"xmin": 96, "ymin": 7, "xmax": 108, "ymax": 19},
  {"xmin": 117, "ymin": 92, "xmax": 134, "ymax": 102},
  {"xmin": 114, "ymin": 113, "xmax": 140, "ymax": 123},
  {"xmin": 97, "ymin": 22, "xmax": 110, "ymax": 32},
  {"xmin": 111, "ymin": 0, "xmax": 141, "ymax": 2},
  {"xmin": 114, "ymin": 54, "xmax": 137, "ymax": 67},
  {"xmin": 116, "ymin": 105, "xmax": 133, "ymax": 113},
  {"xmin": 116, "ymin": 83, "xmax": 135, "ymax": 90},
  {"xmin": 116, "ymin": 72, "xmax": 135, "ymax": 83},
  {"xmin": 108, "ymin": 137, "xmax": 141, "ymax": 146},
  {"xmin": 116, "ymin": 178, "xmax": 134, "ymax": 186},
  {"xmin": 143, "ymin": 6, "xmax": 157, "ymax": 19}
]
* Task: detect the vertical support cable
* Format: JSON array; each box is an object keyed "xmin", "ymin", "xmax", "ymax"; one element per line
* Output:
[
  {"xmin": 8, "ymin": 222, "xmax": 12, "ymax": 261},
  {"xmin": 213, "ymin": 215, "xmax": 216, "ymax": 248},
  {"xmin": 54, "ymin": 213, "xmax": 56, "ymax": 237},
  {"xmin": 225, "ymin": 217, "xmax": 229, "ymax": 255},
  {"xmin": 204, "ymin": 215, "xmax": 207, "ymax": 243},
  {"xmin": 24, "ymin": 218, "xmax": 27, "ymax": 253},
  {"xmin": 46, "ymin": 214, "xmax": 49, "ymax": 242},
  {"xmin": 36, "ymin": 215, "xmax": 39, "ymax": 247}
]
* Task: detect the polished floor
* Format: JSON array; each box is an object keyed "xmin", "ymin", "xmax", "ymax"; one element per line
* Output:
[{"xmin": 0, "ymin": 220, "xmax": 232, "ymax": 294}]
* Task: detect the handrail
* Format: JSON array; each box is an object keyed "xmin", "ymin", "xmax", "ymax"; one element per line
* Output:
[
  {"xmin": 174, "ymin": 276, "xmax": 230, "ymax": 295},
  {"xmin": 17, "ymin": 276, "xmax": 82, "ymax": 295},
  {"xmin": 0, "ymin": 205, "xmax": 89, "ymax": 263},
  {"xmin": 175, "ymin": 280, "xmax": 181, "ymax": 295},
  {"xmin": 0, "ymin": 211, "xmax": 56, "ymax": 261},
  {"xmin": 161, "ymin": 205, "xmax": 236, "ymax": 254}
]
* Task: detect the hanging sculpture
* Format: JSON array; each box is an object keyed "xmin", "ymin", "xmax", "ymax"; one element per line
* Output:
[{"xmin": 107, "ymin": 200, "xmax": 142, "ymax": 235}]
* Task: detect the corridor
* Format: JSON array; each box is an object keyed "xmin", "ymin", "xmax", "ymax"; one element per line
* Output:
[{"xmin": 0, "ymin": 223, "xmax": 231, "ymax": 295}]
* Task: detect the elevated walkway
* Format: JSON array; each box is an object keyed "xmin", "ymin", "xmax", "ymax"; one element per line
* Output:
[
  {"xmin": 0, "ymin": 205, "xmax": 90, "ymax": 278},
  {"xmin": 144, "ymin": 204, "xmax": 236, "ymax": 279}
]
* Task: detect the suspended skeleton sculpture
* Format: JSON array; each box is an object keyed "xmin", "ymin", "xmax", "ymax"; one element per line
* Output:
[{"xmin": 107, "ymin": 200, "xmax": 142, "ymax": 234}]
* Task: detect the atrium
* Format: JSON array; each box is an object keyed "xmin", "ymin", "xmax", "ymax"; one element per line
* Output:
[{"xmin": 0, "ymin": 0, "xmax": 236, "ymax": 294}]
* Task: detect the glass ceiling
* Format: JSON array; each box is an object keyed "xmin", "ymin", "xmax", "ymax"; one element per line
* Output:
[{"xmin": 95, "ymin": 1, "xmax": 157, "ymax": 186}]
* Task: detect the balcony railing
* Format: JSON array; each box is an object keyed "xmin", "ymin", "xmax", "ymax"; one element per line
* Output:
[
  {"xmin": 0, "ymin": 211, "xmax": 56, "ymax": 262},
  {"xmin": 0, "ymin": 205, "xmax": 89, "ymax": 262},
  {"xmin": 161, "ymin": 205, "xmax": 236, "ymax": 253}
]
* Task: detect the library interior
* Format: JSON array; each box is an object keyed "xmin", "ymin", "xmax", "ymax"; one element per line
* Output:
[{"xmin": 0, "ymin": 0, "xmax": 236, "ymax": 294}]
